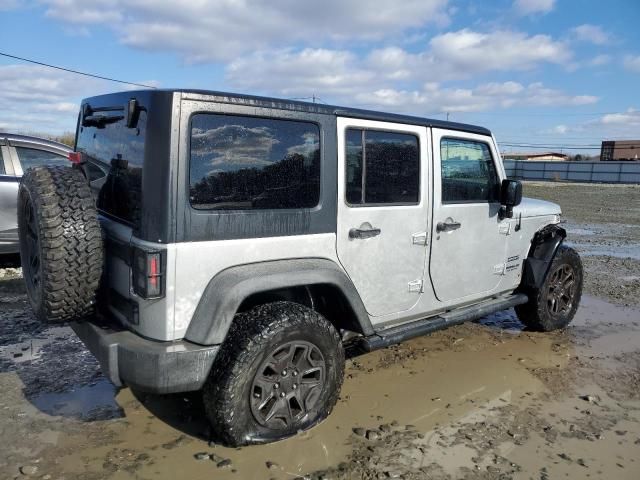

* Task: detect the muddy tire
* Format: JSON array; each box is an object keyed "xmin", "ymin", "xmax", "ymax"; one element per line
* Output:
[
  {"xmin": 203, "ymin": 301, "xmax": 344, "ymax": 446},
  {"xmin": 515, "ymin": 245, "xmax": 583, "ymax": 331},
  {"xmin": 18, "ymin": 166, "xmax": 103, "ymax": 323}
]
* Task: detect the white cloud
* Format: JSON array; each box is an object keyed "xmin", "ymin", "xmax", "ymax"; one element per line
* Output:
[
  {"xmin": 553, "ymin": 125, "xmax": 568, "ymax": 134},
  {"xmin": 599, "ymin": 108, "xmax": 640, "ymax": 127},
  {"xmin": 426, "ymin": 29, "xmax": 570, "ymax": 76},
  {"xmin": 353, "ymin": 82, "xmax": 596, "ymax": 114},
  {"xmin": 513, "ymin": 0, "xmax": 555, "ymax": 16},
  {"xmin": 571, "ymin": 24, "xmax": 611, "ymax": 45},
  {"xmin": 0, "ymin": 64, "xmax": 158, "ymax": 134},
  {"xmin": 227, "ymin": 46, "xmax": 595, "ymax": 114},
  {"xmin": 41, "ymin": 0, "xmax": 450, "ymax": 62},
  {"xmin": 623, "ymin": 55, "xmax": 640, "ymax": 73},
  {"xmin": 587, "ymin": 54, "xmax": 611, "ymax": 67},
  {"xmin": 228, "ymin": 30, "xmax": 572, "ymax": 97}
]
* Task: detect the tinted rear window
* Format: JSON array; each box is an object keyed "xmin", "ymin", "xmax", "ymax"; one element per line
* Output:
[
  {"xmin": 189, "ymin": 114, "xmax": 320, "ymax": 210},
  {"xmin": 76, "ymin": 110, "xmax": 147, "ymax": 225}
]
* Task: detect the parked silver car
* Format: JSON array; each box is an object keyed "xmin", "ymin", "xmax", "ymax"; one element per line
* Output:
[{"xmin": 0, "ymin": 134, "xmax": 71, "ymax": 255}]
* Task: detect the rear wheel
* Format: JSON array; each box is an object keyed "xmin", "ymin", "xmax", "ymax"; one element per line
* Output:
[
  {"xmin": 203, "ymin": 302, "xmax": 344, "ymax": 446},
  {"xmin": 18, "ymin": 166, "xmax": 103, "ymax": 323},
  {"xmin": 515, "ymin": 245, "xmax": 583, "ymax": 331}
]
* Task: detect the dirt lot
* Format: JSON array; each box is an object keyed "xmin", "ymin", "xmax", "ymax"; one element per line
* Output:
[{"xmin": 1, "ymin": 182, "xmax": 639, "ymax": 480}]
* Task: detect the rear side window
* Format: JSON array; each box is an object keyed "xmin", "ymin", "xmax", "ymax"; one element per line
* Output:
[
  {"xmin": 346, "ymin": 128, "xmax": 419, "ymax": 205},
  {"xmin": 440, "ymin": 138, "xmax": 500, "ymax": 203},
  {"xmin": 189, "ymin": 114, "xmax": 320, "ymax": 210},
  {"xmin": 16, "ymin": 147, "xmax": 68, "ymax": 171}
]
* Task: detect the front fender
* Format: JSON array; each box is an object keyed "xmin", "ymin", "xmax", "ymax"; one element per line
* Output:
[
  {"xmin": 184, "ymin": 258, "xmax": 373, "ymax": 345},
  {"xmin": 520, "ymin": 224, "xmax": 566, "ymax": 289}
]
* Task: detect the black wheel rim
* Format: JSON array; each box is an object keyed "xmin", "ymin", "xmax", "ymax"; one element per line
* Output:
[
  {"xmin": 21, "ymin": 196, "xmax": 42, "ymax": 299},
  {"xmin": 546, "ymin": 263, "xmax": 576, "ymax": 316},
  {"xmin": 250, "ymin": 340, "xmax": 326, "ymax": 429}
]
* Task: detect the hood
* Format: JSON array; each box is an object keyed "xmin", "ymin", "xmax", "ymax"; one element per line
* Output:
[{"xmin": 513, "ymin": 197, "xmax": 561, "ymax": 218}]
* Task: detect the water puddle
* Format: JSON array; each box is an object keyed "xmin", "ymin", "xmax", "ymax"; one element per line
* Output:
[
  {"xmin": 566, "ymin": 227, "xmax": 597, "ymax": 236},
  {"xmin": 565, "ymin": 241, "xmax": 640, "ymax": 260},
  {"xmin": 30, "ymin": 380, "xmax": 122, "ymax": 420}
]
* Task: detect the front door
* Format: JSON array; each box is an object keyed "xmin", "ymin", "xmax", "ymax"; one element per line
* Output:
[
  {"xmin": 429, "ymin": 129, "xmax": 508, "ymax": 303},
  {"xmin": 336, "ymin": 118, "xmax": 430, "ymax": 318}
]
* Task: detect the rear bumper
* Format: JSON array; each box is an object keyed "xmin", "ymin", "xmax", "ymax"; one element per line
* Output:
[{"xmin": 71, "ymin": 321, "xmax": 219, "ymax": 394}]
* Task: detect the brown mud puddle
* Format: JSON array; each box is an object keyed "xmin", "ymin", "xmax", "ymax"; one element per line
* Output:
[{"xmin": 2, "ymin": 295, "xmax": 639, "ymax": 480}]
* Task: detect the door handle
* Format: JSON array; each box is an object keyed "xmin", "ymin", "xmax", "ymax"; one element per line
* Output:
[
  {"xmin": 349, "ymin": 226, "xmax": 381, "ymax": 239},
  {"xmin": 436, "ymin": 220, "xmax": 462, "ymax": 233}
]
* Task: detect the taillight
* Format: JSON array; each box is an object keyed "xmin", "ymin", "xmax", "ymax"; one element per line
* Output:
[
  {"xmin": 68, "ymin": 151, "xmax": 84, "ymax": 164},
  {"xmin": 132, "ymin": 248, "xmax": 164, "ymax": 299}
]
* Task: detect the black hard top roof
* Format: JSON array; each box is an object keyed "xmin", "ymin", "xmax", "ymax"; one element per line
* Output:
[
  {"xmin": 85, "ymin": 89, "xmax": 492, "ymax": 136},
  {"xmin": 177, "ymin": 89, "xmax": 492, "ymax": 136}
]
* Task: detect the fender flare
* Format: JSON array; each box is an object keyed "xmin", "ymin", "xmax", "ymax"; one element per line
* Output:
[
  {"xmin": 520, "ymin": 224, "xmax": 566, "ymax": 289},
  {"xmin": 184, "ymin": 258, "xmax": 373, "ymax": 345}
]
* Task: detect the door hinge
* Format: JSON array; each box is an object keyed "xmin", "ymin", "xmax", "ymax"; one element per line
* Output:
[
  {"xmin": 412, "ymin": 231, "xmax": 428, "ymax": 246},
  {"xmin": 408, "ymin": 279, "xmax": 424, "ymax": 293}
]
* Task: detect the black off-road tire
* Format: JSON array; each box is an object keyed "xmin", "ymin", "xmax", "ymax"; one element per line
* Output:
[
  {"xmin": 203, "ymin": 301, "xmax": 345, "ymax": 446},
  {"xmin": 18, "ymin": 166, "xmax": 103, "ymax": 323},
  {"xmin": 515, "ymin": 245, "xmax": 583, "ymax": 331}
]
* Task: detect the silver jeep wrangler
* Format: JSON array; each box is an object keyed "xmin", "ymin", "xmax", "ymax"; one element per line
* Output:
[{"xmin": 18, "ymin": 89, "xmax": 583, "ymax": 446}]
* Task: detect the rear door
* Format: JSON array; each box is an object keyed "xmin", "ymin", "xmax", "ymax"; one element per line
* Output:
[
  {"xmin": 429, "ymin": 129, "xmax": 508, "ymax": 302},
  {"xmin": 336, "ymin": 117, "xmax": 430, "ymax": 319}
]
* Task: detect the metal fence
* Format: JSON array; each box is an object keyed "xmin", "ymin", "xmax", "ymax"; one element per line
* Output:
[{"xmin": 503, "ymin": 160, "xmax": 640, "ymax": 184}]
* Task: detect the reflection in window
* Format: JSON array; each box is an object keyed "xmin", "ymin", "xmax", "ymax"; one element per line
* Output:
[
  {"xmin": 16, "ymin": 147, "xmax": 68, "ymax": 171},
  {"xmin": 77, "ymin": 109, "xmax": 147, "ymax": 226},
  {"xmin": 441, "ymin": 138, "xmax": 499, "ymax": 203},
  {"xmin": 189, "ymin": 115, "xmax": 320, "ymax": 210},
  {"xmin": 345, "ymin": 129, "xmax": 419, "ymax": 205}
]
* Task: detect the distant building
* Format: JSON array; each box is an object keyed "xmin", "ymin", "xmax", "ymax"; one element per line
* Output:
[
  {"xmin": 601, "ymin": 140, "xmax": 640, "ymax": 161},
  {"xmin": 503, "ymin": 152, "xmax": 569, "ymax": 161}
]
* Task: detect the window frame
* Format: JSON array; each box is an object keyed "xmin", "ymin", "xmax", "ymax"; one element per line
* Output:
[
  {"xmin": 439, "ymin": 135, "xmax": 502, "ymax": 205},
  {"xmin": 187, "ymin": 112, "xmax": 323, "ymax": 212},
  {"xmin": 344, "ymin": 126, "xmax": 421, "ymax": 208}
]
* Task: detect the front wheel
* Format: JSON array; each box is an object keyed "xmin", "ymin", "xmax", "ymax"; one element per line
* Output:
[
  {"xmin": 203, "ymin": 302, "xmax": 344, "ymax": 446},
  {"xmin": 515, "ymin": 245, "xmax": 583, "ymax": 331}
]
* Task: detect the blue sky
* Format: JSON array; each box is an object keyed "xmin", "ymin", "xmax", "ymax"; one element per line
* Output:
[{"xmin": 1, "ymin": 0, "xmax": 639, "ymax": 154}]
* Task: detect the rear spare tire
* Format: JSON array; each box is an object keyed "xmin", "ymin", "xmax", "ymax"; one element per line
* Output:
[{"xmin": 18, "ymin": 166, "xmax": 103, "ymax": 323}]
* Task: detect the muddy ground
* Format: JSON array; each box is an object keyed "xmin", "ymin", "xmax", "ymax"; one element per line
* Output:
[{"xmin": 1, "ymin": 182, "xmax": 639, "ymax": 480}]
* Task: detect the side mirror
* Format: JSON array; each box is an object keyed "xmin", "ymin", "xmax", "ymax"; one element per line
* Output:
[{"xmin": 500, "ymin": 179, "xmax": 522, "ymax": 219}]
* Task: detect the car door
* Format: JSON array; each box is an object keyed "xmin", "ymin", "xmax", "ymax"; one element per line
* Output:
[
  {"xmin": 0, "ymin": 144, "xmax": 20, "ymax": 254},
  {"xmin": 336, "ymin": 117, "xmax": 430, "ymax": 319},
  {"xmin": 429, "ymin": 129, "xmax": 508, "ymax": 303}
]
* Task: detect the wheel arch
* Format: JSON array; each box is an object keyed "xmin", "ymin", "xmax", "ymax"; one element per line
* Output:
[
  {"xmin": 184, "ymin": 258, "xmax": 373, "ymax": 345},
  {"xmin": 520, "ymin": 224, "xmax": 566, "ymax": 290}
]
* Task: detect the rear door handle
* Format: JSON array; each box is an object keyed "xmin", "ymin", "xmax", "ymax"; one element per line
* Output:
[
  {"xmin": 436, "ymin": 220, "xmax": 462, "ymax": 233},
  {"xmin": 349, "ymin": 226, "xmax": 381, "ymax": 239}
]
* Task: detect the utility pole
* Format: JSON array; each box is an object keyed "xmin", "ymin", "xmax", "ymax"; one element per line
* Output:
[{"xmin": 446, "ymin": 112, "xmax": 450, "ymax": 121}]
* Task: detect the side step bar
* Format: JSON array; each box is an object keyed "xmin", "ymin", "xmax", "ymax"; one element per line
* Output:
[{"xmin": 359, "ymin": 293, "xmax": 529, "ymax": 352}]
